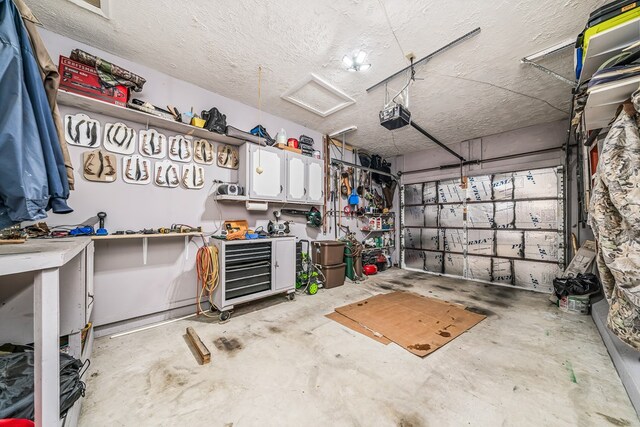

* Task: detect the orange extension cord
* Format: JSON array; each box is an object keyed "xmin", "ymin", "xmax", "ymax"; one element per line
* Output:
[{"xmin": 196, "ymin": 244, "xmax": 219, "ymax": 318}]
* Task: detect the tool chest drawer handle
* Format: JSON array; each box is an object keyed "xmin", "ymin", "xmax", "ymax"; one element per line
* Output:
[{"xmin": 226, "ymin": 262, "xmax": 271, "ymax": 272}]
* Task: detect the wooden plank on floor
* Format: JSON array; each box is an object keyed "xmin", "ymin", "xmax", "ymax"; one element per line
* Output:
[{"xmin": 186, "ymin": 327, "xmax": 211, "ymax": 364}]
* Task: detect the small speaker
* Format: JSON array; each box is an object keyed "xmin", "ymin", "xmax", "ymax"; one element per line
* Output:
[{"xmin": 217, "ymin": 184, "xmax": 244, "ymax": 196}]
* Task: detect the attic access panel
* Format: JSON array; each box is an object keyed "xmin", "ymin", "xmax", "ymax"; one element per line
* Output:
[
  {"xmin": 400, "ymin": 166, "xmax": 565, "ymax": 293},
  {"xmin": 281, "ymin": 74, "xmax": 355, "ymax": 117}
]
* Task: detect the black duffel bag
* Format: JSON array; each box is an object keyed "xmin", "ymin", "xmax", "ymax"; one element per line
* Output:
[{"xmin": 201, "ymin": 107, "xmax": 227, "ymax": 134}]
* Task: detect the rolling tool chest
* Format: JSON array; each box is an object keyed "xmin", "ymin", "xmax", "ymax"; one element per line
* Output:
[{"xmin": 210, "ymin": 237, "xmax": 296, "ymax": 320}]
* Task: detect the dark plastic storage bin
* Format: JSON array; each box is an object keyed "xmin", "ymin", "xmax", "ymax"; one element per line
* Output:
[
  {"xmin": 318, "ymin": 263, "xmax": 346, "ymax": 289},
  {"xmin": 312, "ymin": 241, "xmax": 345, "ymax": 266}
]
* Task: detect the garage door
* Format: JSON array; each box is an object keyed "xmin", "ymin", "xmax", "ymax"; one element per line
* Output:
[{"xmin": 401, "ymin": 166, "xmax": 565, "ymax": 293}]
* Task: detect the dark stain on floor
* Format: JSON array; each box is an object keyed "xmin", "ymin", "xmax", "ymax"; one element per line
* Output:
[
  {"xmin": 214, "ymin": 337, "xmax": 243, "ymax": 353},
  {"xmin": 378, "ymin": 284, "xmax": 394, "ymax": 290},
  {"xmin": 466, "ymin": 306, "xmax": 497, "ymax": 317},
  {"xmin": 437, "ymin": 331, "xmax": 451, "ymax": 337},
  {"xmin": 397, "ymin": 413, "xmax": 424, "ymax": 427},
  {"xmin": 433, "ymin": 284, "xmax": 454, "ymax": 291},
  {"xmin": 400, "ymin": 272, "xmax": 427, "ymax": 281},
  {"xmin": 268, "ymin": 326, "xmax": 282, "ymax": 334},
  {"xmin": 481, "ymin": 298, "xmax": 511, "ymax": 308},
  {"xmin": 389, "ymin": 279, "xmax": 414, "ymax": 288},
  {"xmin": 595, "ymin": 412, "xmax": 631, "ymax": 426}
]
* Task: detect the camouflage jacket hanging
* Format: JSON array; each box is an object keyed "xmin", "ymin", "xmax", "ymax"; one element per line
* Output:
[{"xmin": 589, "ymin": 99, "xmax": 640, "ymax": 351}]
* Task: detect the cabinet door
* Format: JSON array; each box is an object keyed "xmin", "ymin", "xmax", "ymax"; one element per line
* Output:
[
  {"xmin": 286, "ymin": 153, "xmax": 307, "ymax": 202},
  {"xmin": 306, "ymin": 158, "xmax": 324, "ymax": 204},
  {"xmin": 273, "ymin": 239, "xmax": 295, "ymax": 290},
  {"xmin": 249, "ymin": 146, "xmax": 284, "ymax": 200}
]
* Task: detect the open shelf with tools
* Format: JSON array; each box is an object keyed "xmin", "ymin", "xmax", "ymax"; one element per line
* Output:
[
  {"xmin": 57, "ymin": 90, "xmax": 245, "ymax": 144},
  {"xmin": 91, "ymin": 232, "xmax": 203, "ymax": 240},
  {"xmin": 92, "ymin": 232, "xmax": 203, "ymax": 265}
]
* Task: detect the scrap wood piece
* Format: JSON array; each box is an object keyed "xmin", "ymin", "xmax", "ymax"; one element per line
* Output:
[
  {"xmin": 0, "ymin": 239, "xmax": 26, "ymax": 245},
  {"xmin": 333, "ymin": 291, "xmax": 486, "ymax": 358},
  {"xmin": 186, "ymin": 326, "xmax": 211, "ymax": 364},
  {"xmin": 325, "ymin": 311, "xmax": 391, "ymax": 345}
]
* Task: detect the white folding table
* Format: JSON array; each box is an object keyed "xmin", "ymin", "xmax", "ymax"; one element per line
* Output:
[{"xmin": 0, "ymin": 237, "xmax": 92, "ymax": 427}]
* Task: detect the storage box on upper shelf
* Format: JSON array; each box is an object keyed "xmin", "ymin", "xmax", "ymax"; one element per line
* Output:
[
  {"xmin": 238, "ymin": 143, "xmax": 324, "ymax": 205},
  {"xmin": 59, "ymin": 56, "xmax": 128, "ymax": 106}
]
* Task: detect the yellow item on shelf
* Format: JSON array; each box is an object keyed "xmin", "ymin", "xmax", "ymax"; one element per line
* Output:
[
  {"xmin": 583, "ymin": 8, "xmax": 640, "ymax": 59},
  {"xmin": 191, "ymin": 117, "xmax": 206, "ymax": 128}
]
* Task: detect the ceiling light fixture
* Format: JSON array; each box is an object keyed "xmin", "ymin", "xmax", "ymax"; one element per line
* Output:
[{"xmin": 342, "ymin": 50, "xmax": 371, "ymax": 72}]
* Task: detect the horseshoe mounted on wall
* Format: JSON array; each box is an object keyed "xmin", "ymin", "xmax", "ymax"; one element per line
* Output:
[{"xmin": 103, "ymin": 122, "xmax": 136, "ymax": 155}]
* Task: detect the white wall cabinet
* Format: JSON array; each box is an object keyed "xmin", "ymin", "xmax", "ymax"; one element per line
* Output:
[
  {"xmin": 306, "ymin": 157, "xmax": 324, "ymax": 204},
  {"xmin": 286, "ymin": 153, "xmax": 307, "ymax": 202},
  {"xmin": 241, "ymin": 144, "xmax": 285, "ymax": 201},
  {"xmin": 240, "ymin": 143, "xmax": 324, "ymax": 205}
]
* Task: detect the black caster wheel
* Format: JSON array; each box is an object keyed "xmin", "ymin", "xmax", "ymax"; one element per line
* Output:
[
  {"xmin": 287, "ymin": 293, "xmax": 295, "ymax": 301},
  {"xmin": 219, "ymin": 310, "xmax": 231, "ymax": 321}
]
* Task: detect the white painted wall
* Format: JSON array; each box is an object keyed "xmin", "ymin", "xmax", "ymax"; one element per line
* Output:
[
  {"xmin": 399, "ymin": 120, "xmax": 568, "ymax": 184},
  {"xmin": 1, "ymin": 29, "xmax": 401, "ymax": 338},
  {"xmin": 32, "ymin": 29, "xmax": 330, "ymax": 330}
]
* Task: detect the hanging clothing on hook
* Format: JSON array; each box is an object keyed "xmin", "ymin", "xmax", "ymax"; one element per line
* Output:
[
  {"xmin": 589, "ymin": 97, "xmax": 640, "ymax": 351},
  {"xmin": 0, "ymin": 0, "xmax": 72, "ymax": 229},
  {"xmin": 14, "ymin": 0, "xmax": 74, "ymax": 189}
]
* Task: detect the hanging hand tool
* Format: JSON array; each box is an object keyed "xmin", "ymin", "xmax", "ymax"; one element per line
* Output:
[
  {"xmin": 341, "ymin": 168, "xmax": 351, "ymax": 197},
  {"xmin": 348, "ymin": 167, "xmax": 360, "ymax": 206}
]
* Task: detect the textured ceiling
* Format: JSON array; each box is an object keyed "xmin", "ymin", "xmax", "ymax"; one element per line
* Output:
[{"xmin": 28, "ymin": 0, "xmax": 605, "ymax": 156}]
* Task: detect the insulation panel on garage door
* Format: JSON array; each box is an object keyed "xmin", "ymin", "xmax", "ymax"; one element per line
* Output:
[{"xmin": 400, "ymin": 166, "xmax": 565, "ymax": 293}]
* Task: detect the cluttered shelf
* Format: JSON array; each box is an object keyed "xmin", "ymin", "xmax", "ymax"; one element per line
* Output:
[
  {"xmin": 57, "ymin": 90, "xmax": 245, "ymax": 145},
  {"xmin": 362, "ymin": 246, "xmax": 395, "ymax": 252},
  {"xmin": 361, "ymin": 211, "xmax": 395, "ymax": 216},
  {"xmin": 584, "ymin": 74, "xmax": 640, "ymax": 130},
  {"xmin": 214, "ymin": 194, "xmax": 322, "ymax": 206},
  {"xmin": 579, "ymin": 16, "xmax": 640, "ymax": 85},
  {"xmin": 91, "ymin": 231, "xmax": 203, "ymax": 240}
]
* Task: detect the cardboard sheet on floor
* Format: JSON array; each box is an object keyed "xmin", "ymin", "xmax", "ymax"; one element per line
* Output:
[
  {"xmin": 325, "ymin": 312, "xmax": 392, "ymax": 345},
  {"xmin": 330, "ymin": 291, "xmax": 486, "ymax": 357}
]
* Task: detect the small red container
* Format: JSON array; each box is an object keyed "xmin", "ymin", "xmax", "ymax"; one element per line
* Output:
[
  {"xmin": 363, "ymin": 264, "xmax": 378, "ymax": 275},
  {"xmin": 287, "ymin": 138, "xmax": 299, "ymax": 148}
]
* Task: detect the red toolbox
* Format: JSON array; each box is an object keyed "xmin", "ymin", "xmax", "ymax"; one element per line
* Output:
[{"xmin": 58, "ymin": 56, "xmax": 128, "ymax": 106}]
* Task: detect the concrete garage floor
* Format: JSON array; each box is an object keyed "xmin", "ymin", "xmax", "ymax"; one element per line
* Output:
[{"xmin": 79, "ymin": 269, "xmax": 639, "ymax": 427}]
